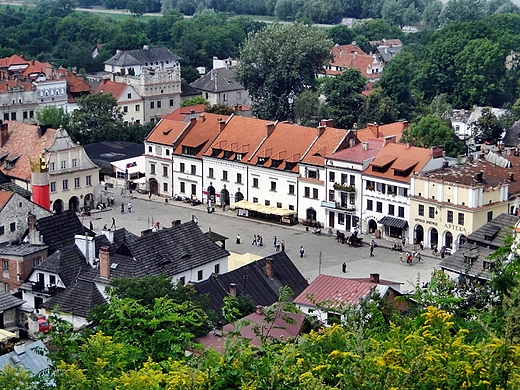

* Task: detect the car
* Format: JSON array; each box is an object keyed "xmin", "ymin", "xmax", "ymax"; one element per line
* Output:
[{"xmin": 37, "ymin": 317, "xmax": 51, "ymax": 333}]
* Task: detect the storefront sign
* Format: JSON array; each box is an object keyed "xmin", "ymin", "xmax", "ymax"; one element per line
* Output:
[{"xmin": 444, "ymin": 223, "xmax": 466, "ymax": 232}]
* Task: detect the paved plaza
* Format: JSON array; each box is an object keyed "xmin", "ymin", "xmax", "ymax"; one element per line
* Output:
[{"xmin": 86, "ymin": 191, "xmax": 442, "ymax": 293}]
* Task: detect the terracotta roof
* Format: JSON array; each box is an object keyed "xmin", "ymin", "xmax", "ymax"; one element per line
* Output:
[
  {"xmin": 364, "ymin": 142, "xmax": 433, "ymax": 183},
  {"xmin": 247, "ymin": 122, "xmax": 320, "ymax": 172},
  {"xmin": 0, "ymin": 80, "xmax": 34, "ymax": 93},
  {"xmin": 57, "ymin": 69, "xmax": 92, "ymax": 94},
  {"xmin": 0, "ymin": 190, "xmax": 14, "ymax": 211},
  {"xmin": 355, "ymin": 121, "xmax": 408, "ymax": 142},
  {"xmin": 301, "ymin": 127, "xmax": 349, "ymax": 166},
  {"xmin": 95, "ymin": 79, "xmax": 127, "ymax": 100},
  {"xmin": 173, "ymin": 113, "xmax": 229, "ymax": 158},
  {"xmin": 328, "ymin": 44, "xmax": 382, "ymax": 79},
  {"xmin": 0, "ymin": 54, "xmax": 27, "ymax": 68},
  {"xmin": 145, "ymin": 118, "xmax": 189, "ymax": 146},
  {"xmin": 22, "ymin": 60, "xmax": 52, "ymax": 79},
  {"xmin": 0, "ymin": 122, "xmax": 56, "ymax": 182},
  {"xmin": 163, "ymin": 104, "xmax": 206, "ymax": 122},
  {"xmin": 203, "ymin": 116, "xmax": 274, "ymax": 160},
  {"xmin": 327, "ymin": 139, "xmax": 383, "ymax": 163}
]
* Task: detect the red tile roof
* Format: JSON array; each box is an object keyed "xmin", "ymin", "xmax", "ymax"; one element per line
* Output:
[
  {"xmin": 302, "ymin": 127, "xmax": 349, "ymax": 166},
  {"xmin": 355, "ymin": 121, "xmax": 408, "ymax": 142},
  {"xmin": 0, "ymin": 122, "xmax": 56, "ymax": 182},
  {"xmin": 327, "ymin": 139, "xmax": 383, "ymax": 163},
  {"xmin": 0, "ymin": 80, "xmax": 34, "ymax": 93},
  {"xmin": 22, "ymin": 60, "xmax": 52, "ymax": 79},
  {"xmin": 145, "ymin": 119, "xmax": 189, "ymax": 146},
  {"xmin": 0, "ymin": 54, "xmax": 27, "ymax": 68},
  {"xmin": 327, "ymin": 44, "xmax": 382, "ymax": 79},
  {"xmin": 163, "ymin": 104, "xmax": 206, "ymax": 121},
  {"xmin": 173, "ymin": 113, "xmax": 229, "ymax": 158},
  {"xmin": 95, "ymin": 79, "xmax": 127, "ymax": 100},
  {"xmin": 0, "ymin": 190, "xmax": 14, "ymax": 210}
]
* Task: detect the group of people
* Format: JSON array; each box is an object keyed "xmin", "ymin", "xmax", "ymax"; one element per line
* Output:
[
  {"xmin": 391, "ymin": 243, "xmax": 404, "ymax": 252},
  {"xmin": 400, "ymin": 250, "xmax": 422, "ymax": 265},
  {"xmin": 251, "ymin": 234, "xmax": 264, "ymax": 246},
  {"xmin": 120, "ymin": 202, "xmax": 132, "ymax": 213}
]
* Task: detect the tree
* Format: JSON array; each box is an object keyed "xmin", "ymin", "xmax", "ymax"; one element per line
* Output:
[
  {"xmin": 357, "ymin": 86, "xmax": 399, "ymax": 127},
  {"xmin": 402, "ymin": 114, "xmax": 466, "ymax": 157},
  {"xmin": 326, "ymin": 24, "xmax": 356, "ymax": 45},
  {"xmin": 471, "ymin": 107, "xmax": 504, "ymax": 143},
  {"xmin": 438, "ymin": 0, "xmax": 486, "ymax": 27},
  {"xmin": 180, "ymin": 96, "xmax": 209, "ymax": 107},
  {"xmin": 294, "ymin": 89, "xmax": 327, "ymax": 127},
  {"xmin": 68, "ymin": 93, "xmax": 123, "ymax": 144},
  {"xmin": 321, "ymin": 68, "xmax": 366, "ymax": 129},
  {"xmin": 422, "ymin": 0, "xmax": 443, "ymax": 28},
  {"xmin": 127, "ymin": 0, "xmax": 147, "ymax": 16},
  {"xmin": 235, "ymin": 23, "xmax": 333, "ymax": 121},
  {"xmin": 205, "ymin": 104, "xmax": 234, "ymax": 115},
  {"xmin": 35, "ymin": 106, "xmax": 70, "ymax": 129}
]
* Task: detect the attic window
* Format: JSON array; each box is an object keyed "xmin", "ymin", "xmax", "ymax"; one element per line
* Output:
[
  {"xmin": 257, "ymin": 157, "xmax": 267, "ymax": 165},
  {"xmin": 223, "ymin": 151, "xmax": 233, "ymax": 159},
  {"xmin": 182, "ymin": 146, "xmax": 196, "ymax": 156},
  {"xmin": 285, "ymin": 162, "xmax": 296, "ymax": 171},
  {"xmin": 235, "ymin": 153, "xmax": 243, "ymax": 161},
  {"xmin": 271, "ymin": 159, "xmax": 282, "ymax": 168},
  {"xmin": 463, "ymin": 252, "xmax": 477, "ymax": 264},
  {"xmin": 163, "ymin": 129, "xmax": 172, "ymax": 135},
  {"xmin": 483, "ymin": 260, "xmax": 496, "ymax": 270},
  {"xmin": 4, "ymin": 154, "xmax": 21, "ymax": 170},
  {"xmin": 212, "ymin": 148, "xmax": 221, "ymax": 157},
  {"xmin": 110, "ymin": 263, "xmax": 118, "ymax": 269}
]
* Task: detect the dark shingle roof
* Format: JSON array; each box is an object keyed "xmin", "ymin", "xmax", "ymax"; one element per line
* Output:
[
  {"xmin": 466, "ymin": 213, "xmax": 519, "ymax": 249},
  {"xmin": 190, "ymin": 67, "xmax": 244, "ymax": 93},
  {"xmin": 35, "ymin": 245, "xmax": 89, "ymax": 287},
  {"xmin": 181, "ymin": 79, "xmax": 202, "ymax": 98},
  {"xmin": 195, "ymin": 252, "xmax": 308, "ymax": 318},
  {"xmin": 36, "ymin": 210, "xmax": 93, "ymax": 254},
  {"xmin": 83, "ymin": 141, "xmax": 144, "ymax": 173},
  {"xmin": 0, "ymin": 181, "xmax": 31, "ymax": 198},
  {"xmin": 502, "ymin": 120, "xmax": 520, "ymax": 147},
  {"xmin": 126, "ymin": 221, "xmax": 229, "ymax": 278},
  {"xmin": 40, "ymin": 279, "xmax": 107, "ymax": 318},
  {"xmin": 104, "ymin": 47, "xmax": 181, "ymax": 67},
  {"xmin": 0, "ymin": 291, "xmax": 24, "ymax": 311}
]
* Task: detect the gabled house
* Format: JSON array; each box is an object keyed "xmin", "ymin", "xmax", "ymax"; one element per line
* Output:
[
  {"xmin": 325, "ymin": 44, "xmax": 384, "ymax": 81},
  {"xmin": 104, "ymin": 46, "xmax": 181, "ymax": 77},
  {"xmin": 0, "ymin": 340, "xmax": 52, "ymax": 379},
  {"xmin": 293, "ymin": 273, "xmax": 404, "ymax": 325},
  {"xmin": 95, "ymin": 79, "xmax": 144, "ymax": 125},
  {"xmin": 439, "ymin": 213, "xmax": 520, "ymax": 282},
  {"xmin": 369, "ymin": 39, "xmax": 403, "ymax": 65},
  {"xmin": 194, "ymin": 251, "xmax": 308, "ymax": 318},
  {"xmin": 0, "ymin": 291, "xmax": 27, "ymax": 332}
]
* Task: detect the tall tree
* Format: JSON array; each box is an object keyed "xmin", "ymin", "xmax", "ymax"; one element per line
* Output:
[
  {"xmin": 235, "ymin": 23, "xmax": 333, "ymax": 121},
  {"xmin": 357, "ymin": 86, "xmax": 399, "ymax": 127},
  {"xmin": 471, "ymin": 107, "xmax": 504, "ymax": 143},
  {"xmin": 35, "ymin": 106, "xmax": 70, "ymax": 129},
  {"xmin": 68, "ymin": 93, "xmax": 123, "ymax": 144}
]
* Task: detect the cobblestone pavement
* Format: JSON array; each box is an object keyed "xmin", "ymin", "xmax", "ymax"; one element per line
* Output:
[{"xmin": 87, "ymin": 191, "xmax": 442, "ymax": 293}]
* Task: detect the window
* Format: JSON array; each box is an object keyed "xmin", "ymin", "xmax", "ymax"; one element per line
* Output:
[
  {"xmin": 169, "ymin": 99, "xmax": 174, "ymax": 106},
  {"xmin": 50, "ymin": 182, "xmax": 56, "ymax": 192},
  {"xmin": 166, "ymin": 149, "xmax": 170, "ymax": 156},
  {"xmin": 329, "ymin": 189, "xmax": 335, "ymax": 201},
  {"xmin": 179, "ymin": 163, "xmax": 185, "ymax": 173},
  {"xmin": 289, "ymin": 184, "xmax": 295, "ymax": 195},
  {"xmin": 338, "ymin": 213, "xmax": 345, "ymax": 224},
  {"xmin": 222, "ymin": 170, "xmax": 228, "ymax": 181},
  {"xmin": 2, "ymin": 260, "xmax": 7, "ymax": 272},
  {"xmin": 418, "ymin": 204, "xmax": 424, "ymax": 216},
  {"xmin": 180, "ymin": 182, "xmax": 185, "ymax": 193},
  {"xmin": 191, "ymin": 165, "xmax": 196, "ymax": 175},
  {"xmin": 157, "ymin": 101, "xmax": 162, "ymax": 108},
  {"xmin": 214, "ymin": 263, "xmax": 220, "ymax": 274},
  {"xmin": 487, "ymin": 211, "xmax": 493, "ymax": 222},
  {"xmin": 10, "ymin": 112, "xmax": 16, "ymax": 121},
  {"xmin": 163, "ymin": 182, "xmax": 168, "ymax": 192},
  {"xmin": 123, "ymin": 106, "xmax": 128, "ymax": 113},
  {"xmin": 3, "ymin": 113, "xmax": 7, "ymax": 121},
  {"xmin": 350, "ymin": 176, "xmax": 355, "ymax": 186},
  {"xmin": 237, "ymin": 173, "xmax": 242, "ymax": 184},
  {"xmin": 150, "ymin": 164, "xmax": 156, "ymax": 175},
  {"xmin": 29, "ymin": 110, "xmax": 34, "ymax": 118},
  {"xmin": 9, "ymin": 222, "xmax": 15, "ymax": 232},
  {"xmin": 223, "ymin": 93, "xmax": 227, "ymax": 101},
  {"xmin": 388, "ymin": 204, "xmax": 395, "ymax": 215},
  {"xmin": 236, "ymin": 92, "xmax": 241, "ymax": 99},
  {"xmin": 63, "ymin": 179, "xmax": 68, "ymax": 190},
  {"xmin": 127, "ymin": 92, "xmax": 132, "ymax": 99},
  {"xmin": 447, "ymin": 211, "xmax": 453, "ymax": 223},
  {"xmin": 23, "ymin": 111, "xmax": 27, "ymax": 119},
  {"xmin": 376, "ymin": 202, "xmax": 383, "ymax": 212},
  {"xmin": 265, "ymin": 200, "xmax": 270, "ymax": 206},
  {"xmin": 50, "ymin": 162, "xmax": 55, "ymax": 171},
  {"xmin": 3, "ymin": 283, "xmax": 8, "ymax": 292},
  {"xmin": 428, "ymin": 207, "xmax": 435, "ymax": 218},
  {"xmin": 367, "ymin": 199, "xmax": 373, "ymax": 210},
  {"xmin": 150, "ymin": 102, "xmax": 155, "ymax": 109},
  {"xmin": 398, "ymin": 206, "xmax": 404, "ymax": 218},
  {"xmin": 253, "ymin": 178, "xmax": 259, "ymax": 188},
  {"xmin": 458, "ymin": 213, "xmax": 465, "ymax": 225},
  {"xmin": 253, "ymin": 197, "xmax": 258, "ymax": 203},
  {"xmin": 135, "ymin": 104, "xmax": 140, "ymax": 111},
  {"xmin": 74, "ymin": 177, "xmax": 80, "ymax": 188},
  {"xmin": 197, "ymin": 270, "xmax": 203, "ymax": 281},
  {"xmin": 72, "ymin": 158, "xmax": 77, "ymax": 168},
  {"xmin": 191, "ymin": 184, "xmax": 196, "ymax": 195},
  {"xmin": 304, "ymin": 187, "xmax": 310, "ymax": 198},
  {"xmin": 179, "ymin": 276, "xmax": 185, "ymax": 285},
  {"xmin": 208, "ymin": 168, "xmax": 214, "ymax": 178},
  {"xmin": 329, "ymin": 172, "xmax": 335, "ymax": 182},
  {"xmin": 313, "ymin": 188, "xmax": 318, "ymax": 199},
  {"xmin": 349, "ymin": 193, "xmax": 355, "ymax": 204},
  {"xmin": 148, "ymin": 145, "xmax": 152, "ymax": 153},
  {"xmin": 33, "ymin": 257, "xmax": 41, "ymax": 267},
  {"xmin": 308, "ymin": 170, "xmax": 317, "ymax": 179},
  {"xmin": 61, "ymin": 160, "xmax": 66, "ymax": 170},
  {"xmin": 163, "ymin": 166, "xmax": 168, "ymax": 177},
  {"xmin": 271, "ymin": 181, "xmax": 277, "ymax": 191}
]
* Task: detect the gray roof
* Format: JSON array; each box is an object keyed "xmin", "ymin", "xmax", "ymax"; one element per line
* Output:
[
  {"xmin": 0, "ymin": 291, "xmax": 24, "ymax": 312},
  {"xmin": 83, "ymin": 141, "xmax": 144, "ymax": 173},
  {"xmin": 34, "ymin": 245, "xmax": 89, "ymax": 287},
  {"xmin": 104, "ymin": 47, "xmax": 181, "ymax": 67},
  {"xmin": 190, "ymin": 67, "xmax": 244, "ymax": 93},
  {"xmin": 0, "ymin": 340, "xmax": 51, "ymax": 376},
  {"xmin": 502, "ymin": 120, "xmax": 520, "ymax": 147},
  {"xmin": 0, "ymin": 243, "xmax": 47, "ymax": 257},
  {"xmin": 0, "ymin": 182, "xmax": 31, "ymax": 199},
  {"xmin": 466, "ymin": 213, "xmax": 519, "ymax": 249}
]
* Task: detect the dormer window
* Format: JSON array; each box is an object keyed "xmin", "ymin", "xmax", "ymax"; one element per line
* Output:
[
  {"xmin": 483, "ymin": 260, "xmax": 496, "ymax": 270},
  {"xmin": 212, "ymin": 148, "xmax": 221, "ymax": 157},
  {"xmin": 271, "ymin": 159, "xmax": 281, "ymax": 168},
  {"xmin": 182, "ymin": 146, "xmax": 196, "ymax": 156},
  {"xmin": 257, "ymin": 157, "xmax": 267, "ymax": 165},
  {"xmin": 223, "ymin": 151, "xmax": 232, "ymax": 159},
  {"xmin": 236, "ymin": 153, "xmax": 243, "ymax": 161}
]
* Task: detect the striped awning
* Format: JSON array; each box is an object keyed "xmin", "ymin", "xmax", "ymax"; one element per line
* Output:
[{"xmin": 379, "ymin": 216, "xmax": 408, "ymax": 229}]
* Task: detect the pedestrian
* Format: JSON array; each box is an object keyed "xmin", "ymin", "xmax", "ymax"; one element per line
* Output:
[
  {"xmin": 402, "ymin": 237, "xmax": 406, "ymax": 247},
  {"xmin": 369, "ymin": 239, "xmax": 375, "ymax": 257},
  {"xmin": 120, "ymin": 188, "xmax": 124, "ymax": 197},
  {"xmin": 342, "ymin": 262, "xmax": 346, "ymax": 273},
  {"xmin": 111, "ymin": 217, "xmax": 116, "ymax": 229},
  {"xmin": 128, "ymin": 202, "xmax": 132, "ymax": 213},
  {"xmin": 252, "ymin": 235, "xmax": 257, "ymax": 245},
  {"xmin": 273, "ymin": 236, "xmax": 277, "ymax": 248},
  {"xmin": 281, "ymin": 239, "xmax": 285, "ymax": 252},
  {"xmin": 103, "ymin": 223, "xmax": 108, "ymax": 231},
  {"xmin": 420, "ymin": 240, "xmax": 424, "ymax": 250},
  {"xmin": 129, "ymin": 189, "xmax": 133, "ymax": 198},
  {"xmin": 120, "ymin": 203, "xmax": 124, "ymax": 213},
  {"xmin": 258, "ymin": 235, "xmax": 263, "ymax": 246},
  {"xmin": 193, "ymin": 215, "xmax": 198, "ymax": 225},
  {"xmin": 433, "ymin": 244, "xmax": 438, "ymax": 256},
  {"xmin": 89, "ymin": 221, "xmax": 93, "ymax": 231},
  {"xmin": 236, "ymin": 234, "xmax": 241, "ymax": 244},
  {"xmin": 148, "ymin": 191, "xmax": 152, "ymax": 201},
  {"xmin": 399, "ymin": 251, "xmax": 403, "ymax": 262},
  {"xmin": 276, "ymin": 240, "xmax": 281, "ymax": 252},
  {"xmin": 299, "ymin": 245, "xmax": 304, "ymax": 258}
]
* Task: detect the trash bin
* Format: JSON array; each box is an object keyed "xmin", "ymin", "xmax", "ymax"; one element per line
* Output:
[{"xmin": 306, "ymin": 226, "xmax": 309, "ymax": 232}]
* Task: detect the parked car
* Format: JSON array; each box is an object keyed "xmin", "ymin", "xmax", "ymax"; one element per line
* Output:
[{"xmin": 37, "ymin": 317, "xmax": 51, "ymax": 333}]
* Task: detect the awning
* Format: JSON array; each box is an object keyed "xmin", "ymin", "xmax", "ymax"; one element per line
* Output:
[
  {"xmin": 0, "ymin": 329, "xmax": 16, "ymax": 342},
  {"xmin": 379, "ymin": 216, "xmax": 408, "ymax": 229},
  {"xmin": 234, "ymin": 201, "xmax": 295, "ymax": 216},
  {"xmin": 234, "ymin": 200, "xmax": 262, "ymax": 211}
]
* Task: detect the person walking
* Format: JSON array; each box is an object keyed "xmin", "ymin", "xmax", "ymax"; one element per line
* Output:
[
  {"xmin": 111, "ymin": 217, "xmax": 116, "ymax": 229},
  {"xmin": 273, "ymin": 236, "xmax": 277, "ymax": 248},
  {"xmin": 281, "ymin": 239, "xmax": 285, "ymax": 252},
  {"xmin": 369, "ymin": 239, "xmax": 375, "ymax": 257},
  {"xmin": 120, "ymin": 188, "xmax": 124, "ymax": 197},
  {"xmin": 120, "ymin": 203, "xmax": 124, "ymax": 213},
  {"xmin": 148, "ymin": 191, "xmax": 152, "ymax": 201},
  {"xmin": 236, "ymin": 234, "xmax": 241, "ymax": 244},
  {"xmin": 276, "ymin": 240, "xmax": 281, "ymax": 252},
  {"xmin": 128, "ymin": 202, "xmax": 132, "ymax": 213},
  {"xmin": 342, "ymin": 262, "xmax": 347, "ymax": 273},
  {"xmin": 89, "ymin": 221, "xmax": 93, "ymax": 231},
  {"xmin": 299, "ymin": 246, "xmax": 304, "ymax": 258}
]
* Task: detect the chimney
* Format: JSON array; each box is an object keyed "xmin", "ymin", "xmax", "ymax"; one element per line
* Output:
[
  {"xmin": 430, "ymin": 145, "xmax": 444, "ymax": 158},
  {"xmin": 255, "ymin": 305, "xmax": 264, "ymax": 315},
  {"xmin": 143, "ymin": 45, "xmax": 149, "ymax": 50},
  {"xmin": 406, "ymin": 143, "xmax": 411, "ymax": 149},
  {"xmin": 75, "ymin": 234, "xmax": 96, "ymax": 267},
  {"xmin": 190, "ymin": 109, "xmax": 195, "ymax": 114},
  {"xmin": 476, "ymin": 171, "xmax": 484, "ymax": 182},
  {"xmin": 509, "ymin": 172, "xmax": 514, "ymax": 181},
  {"xmin": 369, "ymin": 273, "xmax": 380, "ymax": 283},
  {"xmin": 218, "ymin": 119, "xmax": 226, "ymax": 132},
  {"xmin": 266, "ymin": 123, "xmax": 275, "ymax": 138},
  {"xmin": 443, "ymin": 161, "xmax": 449, "ymax": 168},
  {"xmin": 367, "ymin": 122, "xmax": 379, "ymax": 138},
  {"xmin": 27, "ymin": 213, "xmax": 43, "ymax": 245},
  {"xmin": 266, "ymin": 257, "xmax": 274, "ymax": 278},
  {"xmin": 317, "ymin": 125, "xmax": 326, "ymax": 137},
  {"xmin": 362, "ymin": 141, "xmax": 369, "ymax": 151},
  {"xmin": 383, "ymin": 135, "xmax": 396, "ymax": 146},
  {"xmin": 229, "ymin": 283, "xmax": 237, "ymax": 297},
  {"xmin": 320, "ymin": 119, "xmax": 334, "ymax": 128},
  {"xmin": 0, "ymin": 121, "xmax": 8, "ymax": 147},
  {"xmin": 27, "ymin": 213, "xmax": 36, "ymax": 231},
  {"xmin": 99, "ymin": 246, "xmax": 110, "ymax": 279}
]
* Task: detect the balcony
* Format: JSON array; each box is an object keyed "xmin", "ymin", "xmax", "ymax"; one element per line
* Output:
[
  {"xmin": 31, "ymin": 283, "xmax": 63, "ymax": 295},
  {"xmin": 333, "ymin": 183, "xmax": 355, "ymax": 192},
  {"xmin": 321, "ymin": 200, "xmax": 355, "ymax": 212}
]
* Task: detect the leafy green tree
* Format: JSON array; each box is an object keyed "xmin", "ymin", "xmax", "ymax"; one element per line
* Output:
[
  {"xmin": 422, "ymin": 0, "xmax": 443, "ymax": 28},
  {"xmin": 181, "ymin": 96, "xmax": 209, "ymax": 107},
  {"xmin": 438, "ymin": 0, "xmax": 486, "ymax": 27},
  {"xmin": 471, "ymin": 107, "xmax": 504, "ymax": 143},
  {"xmin": 327, "ymin": 24, "xmax": 356, "ymax": 45},
  {"xmin": 321, "ymin": 68, "xmax": 366, "ymax": 129},
  {"xmin": 127, "ymin": 0, "xmax": 147, "ymax": 16},
  {"xmin": 402, "ymin": 114, "xmax": 466, "ymax": 156},
  {"xmin": 429, "ymin": 93, "xmax": 453, "ymax": 121},
  {"xmin": 236, "ymin": 23, "xmax": 333, "ymax": 121},
  {"xmin": 35, "ymin": 106, "xmax": 70, "ymax": 129},
  {"xmin": 294, "ymin": 89, "xmax": 327, "ymax": 127},
  {"xmin": 357, "ymin": 86, "xmax": 399, "ymax": 127},
  {"xmin": 205, "ymin": 104, "xmax": 234, "ymax": 115},
  {"xmin": 68, "ymin": 93, "xmax": 123, "ymax": 144}
]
